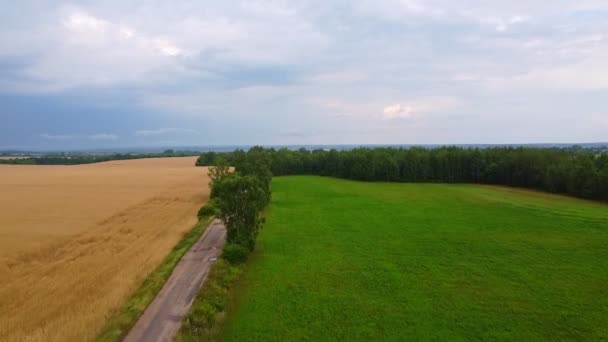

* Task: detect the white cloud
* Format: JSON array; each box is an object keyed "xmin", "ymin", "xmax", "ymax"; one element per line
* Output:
[
  {"xmin": 486, "ymin": 49, "xmax": 608, "ymax": 91},
  {"xmin": 120, "ymin": 27, "xmax": 134, "ymax": 39},
  {"xmin": 397, "ymin": 0, "xmax": 443, "ymax": 16},
  {"xmin": 63, "ymin": 11, "xmax": 108, "ymax": 33},
  {"xmin": 40, "ymin": 133, "xmax": 74, "ymax": 140},
  {"xmin": 383, "ymin": 104, "xmax": 416, "ymax": 119},
  {"xmin": 383, "ymin": 97, "xmax": 461, "ymax": 120},
  {"xmin": 1, "ymin": 7, "xmax": 188, "ymax": 92},
  {"xmin": 134, "ymin": 128, "xmax": 198, "ymax": 137},
  {"xmin": 154, "ymin": 39, "xmax": 182, "ymax": 57},
  {"xmin": 0, "ymin": 3, "xmax": 330, "ymax": 93},
  {"xmin": 39, "ymin": 133, "xmax": 118, "ymax": 141},
  {"xmin": 508, "ymin": 15, "xmax": 526, "ymax": 24},
  {"xmin": 355, "ymin": 0, "xmax": 445, "ymax": 20},
  {"xmin": 60, "ymin": 8, "xmax": 185, "ymax": 57},
  {"xmin": 89, "ymin": 133, "xmax": 118, "ymax": 141},
  {"xmin": 461, "ymin": 11, "xmax": 530, "ymax": 32}
]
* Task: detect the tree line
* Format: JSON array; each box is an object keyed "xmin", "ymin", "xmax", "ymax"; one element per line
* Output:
[
  {"xmin": 197, "ymin": 146, "xmax": 608, "ymax": 202},
  {"xmin": 0, "ymin": 150, "xmax": 200, "ymax": 165}
]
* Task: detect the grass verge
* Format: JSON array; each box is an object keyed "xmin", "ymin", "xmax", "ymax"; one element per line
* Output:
[
  {"xmin": 176, "ymin": 259, "xmax": 243, "ymax": 341},
  {"xmin": 96, "ymin": 215, "xmax": 214, "ymax": 342}
]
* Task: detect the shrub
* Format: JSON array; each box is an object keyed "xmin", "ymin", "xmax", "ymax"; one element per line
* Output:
[
  {"xmin": 222, "ymin": 244, "xmax": 249, "ymax": 264},
  {"xmin": 197, "ymin": 199, "xmax": 219, "ymax": 219},
  {"xmin": 179, "ymin": 259, "xmax": 242, "ymax": 339}
]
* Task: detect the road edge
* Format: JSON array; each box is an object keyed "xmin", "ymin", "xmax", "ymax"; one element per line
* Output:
[{"xmin": 95, "ymin": 215, "xmax": 215, "ymax": 342}]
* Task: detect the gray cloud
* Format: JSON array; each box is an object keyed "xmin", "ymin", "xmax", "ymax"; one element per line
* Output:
[{"xmin": 2, "ymin": 0, "xmax": 608, "ymax": 148}]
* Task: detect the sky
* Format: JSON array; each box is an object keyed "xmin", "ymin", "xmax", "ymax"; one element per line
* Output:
[{"xmin": 1, "ymin": 1, "xmax": 608, "ymax": 150}]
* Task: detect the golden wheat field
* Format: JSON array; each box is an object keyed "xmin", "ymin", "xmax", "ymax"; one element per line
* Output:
[{"xmin": 0, "ymin": 157, "xmax": 209, "ymax": 342}]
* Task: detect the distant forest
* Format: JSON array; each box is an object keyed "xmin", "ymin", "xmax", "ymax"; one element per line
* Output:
[
  {"xmin": 0, "ymin": 150, "xmax": 198, "ymax": 165},
  {"xmin": 197, "ymin": 147, "xmax": 608, "ymax": 202}
]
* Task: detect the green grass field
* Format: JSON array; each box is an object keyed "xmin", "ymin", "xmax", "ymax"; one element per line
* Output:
[{"xmin": 221, "ymin": 176, "xmax": 608, "ymax": 341}]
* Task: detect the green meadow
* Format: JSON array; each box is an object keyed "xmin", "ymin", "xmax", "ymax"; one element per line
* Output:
[{"xmin": 221, "ymin": 176, "xmax": 608, "ymax": 341}]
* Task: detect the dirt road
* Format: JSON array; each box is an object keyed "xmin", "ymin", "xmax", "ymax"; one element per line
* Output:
[{"xmin": 124, "ymin": 219, "xmax": 226, "ymax": 342}]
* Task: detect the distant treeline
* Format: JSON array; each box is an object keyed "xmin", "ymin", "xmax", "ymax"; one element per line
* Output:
[
  {"xmin": 197, "ymin": 147, "xmax": 608, "ymax": 201},
  {"xmin": 0, "ymin": 150, "xmax": 199, "ymax": 165}
]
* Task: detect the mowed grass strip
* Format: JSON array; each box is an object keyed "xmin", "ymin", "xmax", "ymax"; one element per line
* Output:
[{"xmin": 222, "ymin": 176, "xmax": 608, "ymax": 341}]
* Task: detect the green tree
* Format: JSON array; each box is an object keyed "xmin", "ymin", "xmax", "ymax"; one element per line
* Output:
[
  {"xmin": 217, "ymin": 174, "xmax": 266, "ymax": 250},
  {"xmin": 199, "ymin": 146, "xmax": 608, "ymax": 202},
  {"xmin": 237, "ymin": 146, "xmax": 273, "ymax": 206},
  {"xmin": 208, "ymin": 157, "xmax": 231, "ymax": 199}
]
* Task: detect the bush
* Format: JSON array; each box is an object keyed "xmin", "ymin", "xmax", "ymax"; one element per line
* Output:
[
  {"xmin": 222, "ymin": 244, "xmax": 249, "ymax": 264},
  {"xmin": 197, "ymin": 199, "xmax": 219, "ymax": 219}
]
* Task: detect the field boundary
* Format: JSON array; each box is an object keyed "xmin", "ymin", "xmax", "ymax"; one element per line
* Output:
[
  {"xmin": 96, "ymin": 215, "xmax": 214, "ymax": 342},
  {"xmin": 176, "ymin": 213, "xmax": 269, "ymax": 341},
  {"xmin": 176, "ymin": 252, "xmax": 246, "ymax": 341}
]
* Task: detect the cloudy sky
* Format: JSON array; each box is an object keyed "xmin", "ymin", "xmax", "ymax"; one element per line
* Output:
[{"xmin": 1, "ymin": 1, "xmax": 607, "ymax": 149}]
